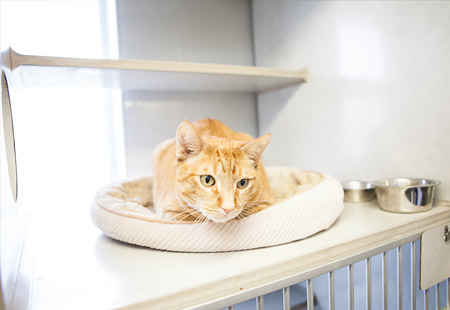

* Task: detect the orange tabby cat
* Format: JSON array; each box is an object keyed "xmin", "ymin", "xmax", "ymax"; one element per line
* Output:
[{"xmin": 152, "ymin": 118, "xmax": 274, "ymax": 223}]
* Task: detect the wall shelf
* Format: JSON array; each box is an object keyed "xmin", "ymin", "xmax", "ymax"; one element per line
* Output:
[{"xmin": 1, "ymin": 48, "xmax": 307, "ymax": 93}]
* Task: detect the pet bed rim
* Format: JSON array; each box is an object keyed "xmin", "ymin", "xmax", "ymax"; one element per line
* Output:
[{"xmin": 95, "ymin": 170, "xmax": 326, "ymax": 225}]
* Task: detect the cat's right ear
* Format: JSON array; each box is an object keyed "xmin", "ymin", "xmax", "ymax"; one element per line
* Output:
[
  {"xmin": 176, "ymin": 121, "xmax": 204, "ymax": 162},
  {"xmin": 241, "ymin": 133, "xmax": 271, "ymax": 168}
]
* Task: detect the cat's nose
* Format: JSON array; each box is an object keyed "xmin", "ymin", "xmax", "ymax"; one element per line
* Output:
[{"xmin": 221, "ymin": 205, "xmax": 234, "ymax": 214}]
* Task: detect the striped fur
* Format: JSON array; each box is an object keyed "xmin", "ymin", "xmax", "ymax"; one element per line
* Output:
[{"xmin": 152, "ymin": 119, "xmax": 274, "ymax": 223}]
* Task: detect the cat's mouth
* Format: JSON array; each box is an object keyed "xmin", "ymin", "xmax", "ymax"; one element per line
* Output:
[
  {"xmin": 206, "ymin": 214, "xmax": 238, "ymax": 223},
  {"xmin": 202, "ymin": 209, "xmax": 240, "ymax": 223}
]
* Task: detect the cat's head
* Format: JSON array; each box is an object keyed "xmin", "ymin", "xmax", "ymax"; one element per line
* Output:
[{"xmin": 175, "ymin": 121, "xmax": 270, "ymax": 223}]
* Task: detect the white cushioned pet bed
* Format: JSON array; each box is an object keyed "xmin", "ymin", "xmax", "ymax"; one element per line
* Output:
[{"xmin": 91, "ymin": 167, "xmax": 344, "ymax": 252}]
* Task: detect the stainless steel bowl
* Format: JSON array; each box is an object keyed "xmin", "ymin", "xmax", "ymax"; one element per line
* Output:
[
  {"xmin": 342, "ymin": 181, "xmax": 376, "ymax": 203},
  {"xmin": 373, "ymin": 178, "xmax": 440, "ymax": 213}
]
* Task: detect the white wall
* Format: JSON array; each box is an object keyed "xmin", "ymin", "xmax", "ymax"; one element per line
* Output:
[
  {"xmin": 253, "ymin": 2, "xmax": 449, "ymax": 308},
  {"xmin": 121, "ymin": 91, "xmax": 257, "ymax": 175},
  {"xmin": 115, "ymin": 0, "xmax": 258, "ymax": 175},
  {"xmin": 253, "ymin": 1, "xmax": 450, "ymax": 200}
]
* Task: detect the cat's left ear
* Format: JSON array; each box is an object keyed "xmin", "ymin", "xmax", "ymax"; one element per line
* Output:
[
  {"xmin": 176, "ymin": 121, "xmax": 204, "ymax": 162},
  {"xmin": 241, "ymin": 134, "xmax": 271, "ymax": 168}
]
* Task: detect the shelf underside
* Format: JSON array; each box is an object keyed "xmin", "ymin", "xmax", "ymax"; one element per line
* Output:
[{"xmin": 1, "ymin": 48, "xmax": 307, "ymax": 93}]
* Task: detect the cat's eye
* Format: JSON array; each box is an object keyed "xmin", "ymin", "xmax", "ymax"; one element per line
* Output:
[
  {"xmin": 237, "ymin": 179, "xmax": 249, "ymax": 189},
  {"xmin": 200, "ymin": 175, "xmax": 215, "ymax": 187}
]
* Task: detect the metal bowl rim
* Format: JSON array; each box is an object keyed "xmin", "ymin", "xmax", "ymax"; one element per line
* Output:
[
  {"xmin": 341, "ymin": 180, "xmax": 375, "ymax": 191},
  {"xmin": 373, "ymin": 177, "xmax": 440, "ymax": 188}
]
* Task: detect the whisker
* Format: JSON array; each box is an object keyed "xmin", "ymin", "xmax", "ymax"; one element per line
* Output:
[
  {"xmin": 199, "ymin": 215, "xmax": 210, "ymax": 236},
  {"xmin": 170, "ymin": 210, "xmax": 192, "ymax": 220},
  {"xmin": 172, "ymin": 208, "xmax": 202, "ymax": 224},
  {"xmin": 201, "ymin": 207, "xmax": 224, "ymax": 217},
  {"xmin": 244, "ymin": 199, "xmax": 273, "ymax": 204},
  {"xmin": 170, "ymin": 208, "xmax": 196, "ymax": 217},
  {"xmin": 238, "ymin": 212, "xmax": 254, "ymax": 217},
  {"xmin": 174, "ymin": 212, "xmax": 197, "ymax": 224},
  {"xmin": 191, "ymin": 215, "xmax": 210, "ymax": 238},
  {"xmin": 242, "ymin": 201, "xmax": 272, "ymax": 208}
]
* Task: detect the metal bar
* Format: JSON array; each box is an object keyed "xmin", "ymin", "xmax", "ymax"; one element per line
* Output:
[
  {"xmin": 329, "ymin": 271, "xmax": 335, "ymax": 310},
  {"xmin": 383, "ymin": 251, "xmax": 388, "ymax": 310},
  {"xmin": 283, "ymin": 286, "xmax": 290, "ymax": 310},
  {"xmin": 307, "ymin": 279, "xmax": 314, "ymax": 310},
  {"xmin": 437, "ymin": 283, "xmax": 441, "ymax": 310},
  {"xmin": 448, "ymin": 278, "xmax": 449, "ymax": 307},
  {"xmin": 398, "ymin": 246, "xmax": 403, "ymax": 310},
  {"xmin": 413, "ymin": 241, "xmax": 417, "ymax": 310},
  {"xmin": 256, "ymin": 296, "xmax": 264, "ymax": 310},
  {"xmin": 367, "ymin": 257, "xmax": 372, "ymax": 310},
  {"xmin": 425, "ymin": 289, "xmax": 429, "ymax": 310},
  {"xmin": 349, "ymin": 264, "xmax": 354, "ymax": 310}
]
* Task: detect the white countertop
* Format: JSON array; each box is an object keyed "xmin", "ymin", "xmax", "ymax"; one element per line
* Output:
[{"xmin": 24, "ymin": 197, "xmax": 449, "ymax": 310}]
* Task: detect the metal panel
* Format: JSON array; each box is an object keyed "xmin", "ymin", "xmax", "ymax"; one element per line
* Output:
[{"xmin": 421, "ymin": 222, "xmax": 450, "ymax": 290}]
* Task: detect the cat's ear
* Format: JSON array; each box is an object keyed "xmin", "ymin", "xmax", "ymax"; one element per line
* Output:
[
  {"xmin": 241, "ymin": 133, "xmax": 271, "ymax": 168},
  {"xmin": 176, "ymin": 121, "xmax": 204, "ymax": 162}
]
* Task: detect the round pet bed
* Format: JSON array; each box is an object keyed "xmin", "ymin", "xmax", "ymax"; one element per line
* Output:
[{"xmin": 90, "ymin": 167, "xmax": 344, "ymax": 252}]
